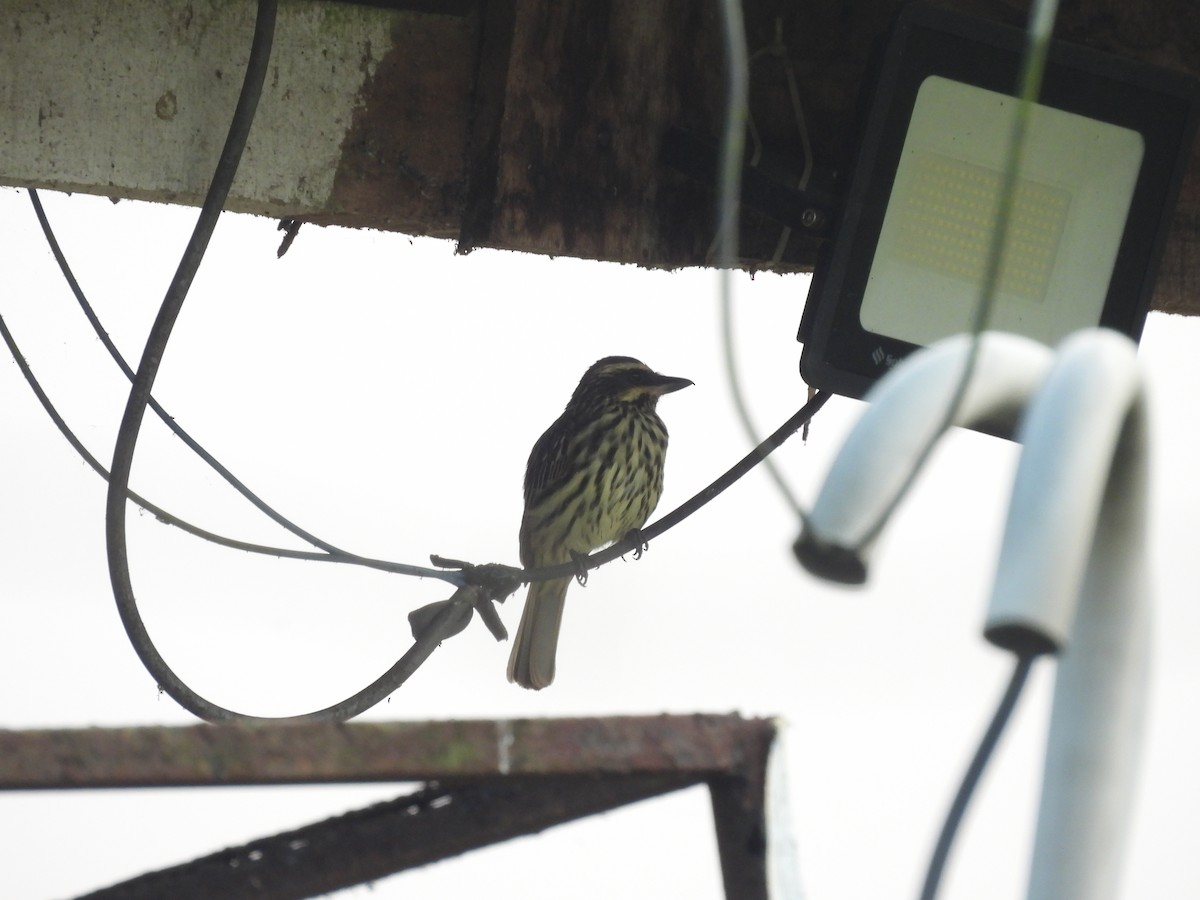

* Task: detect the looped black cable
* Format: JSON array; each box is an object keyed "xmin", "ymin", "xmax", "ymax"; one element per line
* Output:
[
  {"xmin": 99, "ymin": 0, "xmax": 387, "ymax": 724},
  {"xmin": 19, "ymin": 189, "xmax": 831, "ymax": 722},
  {"xmin": 101, "ymin": 0, "xmax": 480, "ymax": 724},
  {"xmin": 19, "ymin": 0, "xmax": 833, "ymax": 723},
  {"xmin": 0, "ymin": 295, "xmax": 471, "ymax": 577},
  {"xmin": 100, "ymin": 0, "xmax": 490, "ymax": 724},
  {"xmin": 28, "ymin": 189, "xmax": 456, "ymax": 584},
  {"xmin": 29, "ymin": 188, "xmax": 350, "ymax": 559}
]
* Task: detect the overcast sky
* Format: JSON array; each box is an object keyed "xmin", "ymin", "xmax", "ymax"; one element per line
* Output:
[{"xmin": 2, "ymin": 187, "xmax": 1197, "ymax": 899}]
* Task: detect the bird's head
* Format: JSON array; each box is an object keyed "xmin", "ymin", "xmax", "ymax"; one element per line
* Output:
[{"xmin": 570, "ymin": 356, "xmax": 693, "ymax": 408}]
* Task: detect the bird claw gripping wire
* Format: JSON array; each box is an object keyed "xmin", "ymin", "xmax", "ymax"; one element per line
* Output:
[
  {"xmin": 623, "ymin": 528, "xmax": 649, "ymax": 560},
  {"xmin": 569, "ymin": 550, "xmax": 590, "ymax": 586}
]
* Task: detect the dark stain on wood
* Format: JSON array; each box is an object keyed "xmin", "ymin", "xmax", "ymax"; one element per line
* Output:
[
  {"xmin": 303, "ymin": 0, "xmax": 1200, "ymax": 313},
  {"xmin": 319, "ymin": 11, "xmax": 478, "ymax": 236}
]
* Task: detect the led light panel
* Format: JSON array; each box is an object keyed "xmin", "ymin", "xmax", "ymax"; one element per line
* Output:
[
  {"xmin": 861, "ymin": 77, "xmax": 1143, "ymax": 347},
  {"xmin": 798, "ymin": 3, "xmax": 1199, "ymax": 400},
  {"xmin": 891, "ymin": 153, "xmax": 1069, "ymax": 302}
]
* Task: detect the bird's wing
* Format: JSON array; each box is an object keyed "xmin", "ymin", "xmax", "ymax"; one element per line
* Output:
[{"xmin": 523, "ymin": 414, "xmax": 576, "ymax": 501}]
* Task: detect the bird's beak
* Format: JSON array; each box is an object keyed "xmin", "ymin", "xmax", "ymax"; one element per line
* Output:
[{"xmin": 647, "ymin": 374, "xmax": 694, "ymax": 395}]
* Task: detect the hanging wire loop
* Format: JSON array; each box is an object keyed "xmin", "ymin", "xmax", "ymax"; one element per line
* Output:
[
  {"xmin": 101, "ymin": 1, "xmax": 309, "ymax": 724},
  {"xmin": 51, "ymin": 0, "xmax": 835, "ymax": 723},
  {"xmin": 99, "ymin": 0, "xmax": 478, "ymax": 724}
]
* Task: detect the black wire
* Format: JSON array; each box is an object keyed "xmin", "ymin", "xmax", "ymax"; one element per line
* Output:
[
  {"xmin": 13, "ymin": 219, "xmax": 829, "ymax": 592},
  {"xmin": 28, "ymin": 188, "xmax": 353, "ymax": 559},
  {"xmin": 10, "ymin": 215, "xmax": 827, "ymax": 714},
  {"xmin": 25, "ymin": 190, "xmax": 455, "ymax": 583},
  {"xmin": 3, "ymin": 265, "xmax": 476, "ymax": 721},
  {"xmin": 100, "ymin": 0, "xmax": 369, "ymax": 724},
  {"xmin": 96, "ymin": 0, "xmax": 501, "ymax": 724},
  {"xmin": 9, "ymin": 258, "xmax": 829, "ymax": 719},
  {"xmin": 26, "ymin": 184, "xmax": 831, "ymax": 585},
  {"xmin": 0, "ymin": 309, "xmax": 322, "ymax": 561},
  {"xmin": 0, "ymin": 303, "xmax": 461, "ymax": 576},
  {"xmin": 15, "ymin": 0, "xmax": 833, "ymax": 723},
  {"xmin": 918, "ymin": 652, "xmax": 1039, "ymax": 900}
]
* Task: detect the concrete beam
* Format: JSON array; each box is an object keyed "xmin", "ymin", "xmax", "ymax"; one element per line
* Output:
[{"xmin": 1, "ymin": 0, "xmax": 473, "ymax": 235}]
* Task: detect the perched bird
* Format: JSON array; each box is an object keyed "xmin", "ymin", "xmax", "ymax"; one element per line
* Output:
[{"xmin": 507, "ymin": 356, "xmax": 693, "ymax": 690}]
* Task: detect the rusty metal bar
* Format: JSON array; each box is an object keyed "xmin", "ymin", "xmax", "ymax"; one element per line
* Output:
[
  {"xmin": 0, "ymin": 715, "xmax": 773, "ymax": 789},
  {"xmin": 75, "ymin": 774, "xmax": 702, "ymax": 900},
  {"xmin": 2, "ymin": 716, "xmax": 775, "ymax": 900},
  {"xmin": 711, "ymin": 775, "xmax": 771, "ymax": 900}
]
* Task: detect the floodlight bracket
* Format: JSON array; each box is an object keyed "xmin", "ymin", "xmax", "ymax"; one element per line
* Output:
[{"xmin": 661, "ymin": 127, "xmax": 836, "ymax": 239}]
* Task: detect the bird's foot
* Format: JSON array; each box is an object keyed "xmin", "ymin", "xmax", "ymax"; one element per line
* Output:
[
  {"xmin": 570, "ymin": 550, "xmax": 590, "ymax": 587},
  {"xmin": 624, "ymin": 529, "xmax": 649, "ymax": 560}
]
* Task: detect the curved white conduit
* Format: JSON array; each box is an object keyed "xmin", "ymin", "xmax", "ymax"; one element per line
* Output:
[
  {"xmin": 793, "ymin": 331, "xmax": 1057, "ymax": 582},
  {"xmin": 796, "ymin": 329, "xmax": 1150, "ymax": 900}
]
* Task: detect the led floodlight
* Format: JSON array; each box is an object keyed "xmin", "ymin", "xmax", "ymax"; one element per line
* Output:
[{"xmin": 799, "ymin": 3, "xmax": 1199, "ymax": 399}]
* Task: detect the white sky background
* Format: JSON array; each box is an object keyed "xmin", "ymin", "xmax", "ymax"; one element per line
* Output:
[{"xmin": 1, "ymin": 186, "xmax": 1198, "ymax": 899}]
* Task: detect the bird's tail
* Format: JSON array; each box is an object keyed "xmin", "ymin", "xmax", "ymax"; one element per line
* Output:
[{"xmin": 507, "ymin": 576, "xmax": 571, "ymax": 690}]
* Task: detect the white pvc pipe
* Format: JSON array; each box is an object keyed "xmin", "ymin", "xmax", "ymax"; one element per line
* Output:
[
  {"xmin": 993, "ymin": 331, "xmax": 1150, "ymax": 900},
  {"xmin": 797, "ymin": 328, "xmax": 1151, "ymax": 900},
  {"xmin": 798, "ymin": 331, "xmax": 1054, "ymax": 578},
  {"xmin": 986, "ymin": 329, "xmax": 1145, "ymax": 650}
]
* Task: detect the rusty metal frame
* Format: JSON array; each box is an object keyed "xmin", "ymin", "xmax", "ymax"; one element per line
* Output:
[{"xmin": 0, "ymin": 714, "xmax": 776, "ymax": 899}]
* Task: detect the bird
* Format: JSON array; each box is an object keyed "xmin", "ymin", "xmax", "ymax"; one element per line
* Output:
[{"xmin": 507, "ymin": 356, "xmax": 693, "ymax": 690}]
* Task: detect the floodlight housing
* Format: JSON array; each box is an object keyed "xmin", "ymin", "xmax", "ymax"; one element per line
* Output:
[{"xmin": 799, "ymin": 2, "xmax": 1200, "ymax": 399}]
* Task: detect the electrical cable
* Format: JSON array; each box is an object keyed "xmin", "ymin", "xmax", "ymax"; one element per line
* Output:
[
  {"xmin": 918, "ymin": 652, "xmax": 1039, "ymax": 900},
  {"xmin": 97, "ymin": 0, "xmax": 441, "ymax": 724},
  {"xmin": 720, "ymin": 287, "xmax": 807, "ymax": 518},
  {"xmin": 715, "ymin": 0, "xmax": 810, "ymax": 522},
  {"xmin": 6, "ymin": 0, "xmax": 834, "ymax": 722},
  {"xmin": 18, "ymin": 195, "xmax": 829, "ymax": 594},
  {"xmin": 29, "ymin": 188, "xmax": 355, "ymax": 559},
  {"xmin": 92, "ymin": 0, "xmax": 823, "ymax": 720},
  {"xmin": 25, "ymin": 189, "xmax": 455, "ymax": 582},
  {"xmin": 6, "ymin": 214, "xmax": 828, "ymax": 677},
  {"xmin": 0, "ymin": 308, "xmax": 334, "ymax": 563},
  {"xmin": 99, "ymin": 0, "xmax": 490, "ymax": 723},
  {"xmin": 22, "ymin": 185, "xmax": 832, "ymax": 591},
  {"xmin": 15, "ymin": 176, "xmax": 831, "ymax": 718},
  {"xmin": 0, "ymin": 302, "xmax": 458, "ymax": 578},
  {"xmin": 715, "ymin": 0, "xmax": 748, "ymax": 271},
  {"xmin": 852, "ymin": 0, "xmax": 1062, "ymax": 551},
  {"xmin": 102, "ymin": 0, "xmax": 290, "ymax": 723}
]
